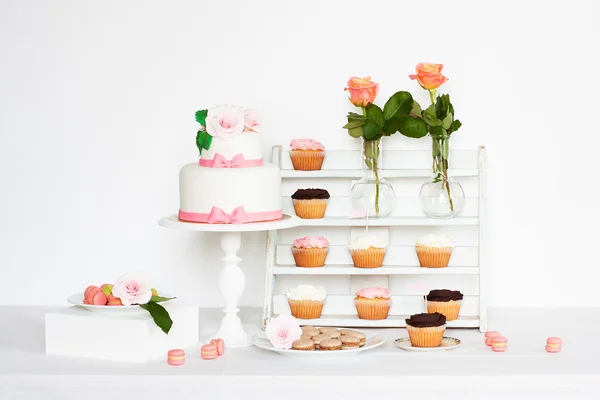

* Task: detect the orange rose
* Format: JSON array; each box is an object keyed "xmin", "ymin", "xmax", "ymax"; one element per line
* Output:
[
  {"xmin": 344, "ymin": 76, "xmax": 379, "ymax": 107},
  {"xmin": 409, "ymin": 63, "xmax": 448, "ymax": 90}
]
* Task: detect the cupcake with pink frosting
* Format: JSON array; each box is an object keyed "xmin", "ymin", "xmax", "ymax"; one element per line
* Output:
[
  {"xmin": 289, "ymin": 139, "xmax": 325, "ymax": 171},
  {"xmin": 354, "ymin": 287, "xmax": 391, "ymax": 320},
  {"xmin": 292, "ymin": 236, "xmax": 329, "ymax": 268}
]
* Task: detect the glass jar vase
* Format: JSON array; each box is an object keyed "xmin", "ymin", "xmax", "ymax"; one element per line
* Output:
[
  {"xmin": 419, "ymin": 136, "xmax": 465, "ymax": 219},
  {"xmin": 350, "ymin": 138, "xmax": 395, "ymax": 218}
]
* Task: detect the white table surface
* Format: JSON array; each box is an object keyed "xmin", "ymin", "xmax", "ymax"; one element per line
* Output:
[{"xmin": 0, "ymin": 306, "xmax": 598, "ymax": 399}]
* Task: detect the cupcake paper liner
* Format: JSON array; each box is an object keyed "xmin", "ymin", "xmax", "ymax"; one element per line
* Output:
[
  {"xmin": 290, "ymin": 150, "xmax": 325, "ymax": 171},
  {"xmin": 406, "ymin": 324, "xmax": 446, "ymax": 348},
  {"xmin": 426, "ymin": 300, "xmax": 462, "ymax": 321},
  {"xmin": 354, "ymin": 297, "xmax": 391, "ymax": 320},
  {"xmin": 288, "ymin": 299, "xmax": 324, "ymax": 319},
  {"xmin": 292, "ymin": 247, "xmax": 328, "ymax": 268},
  {"xmin": 416, "ymin": 245, "xmax": 453, "ymax": 268},
  {"xmin": 350, "ymin": 247, "xmax": 386, "ymax": 268},
  {"xmin": 293, "ymin": 199, "xmax": 328, "ymax": 219}
]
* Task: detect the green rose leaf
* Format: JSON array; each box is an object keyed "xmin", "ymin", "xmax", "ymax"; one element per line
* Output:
[
  {"xmin": 383, "ymin": 91, "xmax": 413, "ymax": 121},
  {"xmin": 150, "ymin": 295, "xmax": 175, "ymax": 303},
  {"xmin": 410, "ymin": 100, "xmax": 423, "ymax": 118},
  {"xmin": 347, "ymin": 112, "xmax": 367, "ymax": 121},
  {"xmin": 343, "ymin": 120, "xmax": 366, "ymax": 129},
  {"xmin": 363, "ymin": 121, "xmax": 382, "ymax": 140},
  {"xmin": 366, "ymin": 104, "xmax": 385, "ymax": 128},
  {"xmin": 195, "ymin": 109, "xmax": 208, "ymax": 126},
  {"xmin": 430, "ymin": 125, "xmax": 448, "ymax": 139},
  {"xmin": 139, "ymin": 302, "xmax": 173, "ymax": 334},
  {"xmin": 363, "ymin": 139, "xmax": 379, "ymax": 159},
  {"xmin": 423, "ymin": 104, "xmax": 443, "ymax": 127},
  {"xmin": 448, "ymin": 119, "xmax": 462, "ymax": 135},
  {"xmin": 348, "ymin": 125, "xmax": 364, "ymax": 138},
  {"xmin": 442, "ymin": 138, "xmax": 450, "ymax": 160},
  {"xmin": 442, "ymin": 112, "xmax": 453, "ymax": 130},
  {"xmin": 382, "ymin": 117, "xmax": 403, "ymax": 136},
  {"xmin": 398, "ymin": 116, "xmax": 428, "ymax": 138},
  {"xmin": 435, "ymin": 94, "xmax": 450, "ymax": 121}
]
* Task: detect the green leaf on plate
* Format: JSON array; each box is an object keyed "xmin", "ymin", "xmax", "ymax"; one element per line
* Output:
[
  {"xmin": 150, "ymin": 295, "xmax": 175, "ymax": 303},
  {"xmin": 139, "ymin": 302, "xmax": 173, "ymax": 334}
]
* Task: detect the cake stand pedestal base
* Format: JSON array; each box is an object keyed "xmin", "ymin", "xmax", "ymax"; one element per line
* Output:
[{"xmin": 158, "ymin": 214, "xmax": 299, "ymax": 348}]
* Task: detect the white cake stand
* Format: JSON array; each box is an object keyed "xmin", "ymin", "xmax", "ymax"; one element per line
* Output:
[{"xmin": 158, "ymin": 214, "xmax": 299, "ymax": 347}]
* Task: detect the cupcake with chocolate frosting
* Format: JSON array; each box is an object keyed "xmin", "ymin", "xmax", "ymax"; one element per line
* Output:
[
  {"xmin": 426, "ymin": 289, "xmax": 463, "ymax": 321},
  {"xmin": 289, "ymin": 139, "xmax": 325, "ymax": 171},
  {"xmin": 292, "ymin": 236, "xmax": 329, "ymax": 268},
  {"xmin": 405, "ymin": 312, "xmax": 447, "ymax": 348},
  {"xmin": 292, "ymin": 188, "xmax": 330, "ymax": 219}
]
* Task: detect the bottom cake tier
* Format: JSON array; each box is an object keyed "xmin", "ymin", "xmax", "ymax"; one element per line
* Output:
[{"xmin": 178, "ymin": 162, "xmax": 282, "ymax": 223}]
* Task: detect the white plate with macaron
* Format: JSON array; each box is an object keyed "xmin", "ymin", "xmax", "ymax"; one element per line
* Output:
[{"xmin": 251, "ymin": 329, "xmax": 386, "ymax": 358}]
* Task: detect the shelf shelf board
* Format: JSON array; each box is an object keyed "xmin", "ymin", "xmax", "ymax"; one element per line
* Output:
[
  {"xmin": 281, "ymin": 169, "xmax": 479, "ymax": 179},
  {"xmin": 292, "ymin": 314, "xmax": 480, "ymax": 328},
  {"xmin": 295, "ymin": 217, "xmax": 479, "ymax": 227},
  {"xmin": 272, "ymin": 265, "xmax": 479, "ymax": 275}
]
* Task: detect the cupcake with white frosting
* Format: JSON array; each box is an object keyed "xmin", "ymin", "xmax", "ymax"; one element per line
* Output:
[
  {"xmin": 286, "ymin": 285, "xmax": 326, "ymax": 319},
  {"xmin": 415, "ymin": 234, "xmax": 453, "ymax": 268},
  {"xmin": 349, "ymin": 235, "xmax": 388, "ymax": 268}
]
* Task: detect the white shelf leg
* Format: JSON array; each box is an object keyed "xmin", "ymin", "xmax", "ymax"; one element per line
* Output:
[{"xmin": 211, "ymin": 231, "xmax": 251, "ymax": 347}]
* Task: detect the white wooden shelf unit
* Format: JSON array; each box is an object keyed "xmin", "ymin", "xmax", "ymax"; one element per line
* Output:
[{"xmin": 262, "ymin": 145, "xmax": 486, "ymax": 332}]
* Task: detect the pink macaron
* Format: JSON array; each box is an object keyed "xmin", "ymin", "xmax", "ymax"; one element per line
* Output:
[
  {"xmin": 546, "ymin": 337, "xmax": 562, "ymax": 353},
  {"xmin": 211, "ymin": 338, "xmax": 225, "ymax": 356},
  {"xmin": 491, "ymin": 336, "xmax": 508, "ymax": 352},
  {"xmin": 201, "ymin": 343, "xmax": 219, "ymax": 360},
  {"xmin": 167, "ymin": 349, "xmax": 185, "ymax": 366},
  {"xmin": 485, "ymin": 331, "xmax": 501, "ymax": 346},
  {"xmin": 83, "ymin": 288, "xmax": 107, "ymax": 305}
]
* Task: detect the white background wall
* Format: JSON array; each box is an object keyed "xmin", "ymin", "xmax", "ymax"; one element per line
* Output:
[{"xmin": 1, "ymin": 0, "xmax": 599, "ymax": 308}]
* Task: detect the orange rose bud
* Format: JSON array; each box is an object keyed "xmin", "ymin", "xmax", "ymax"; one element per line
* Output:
[
  {"xmin": 344, "ymin": 76, "xmax": 379, "ymax": 107},
  {"xmin": 409, "ymin": 63, "xmax": 448, "ymax": 90}
]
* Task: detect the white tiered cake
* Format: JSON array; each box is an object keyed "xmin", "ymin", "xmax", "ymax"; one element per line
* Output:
[{"xmin": 178, "ymin": 105, "xmax": 282, "ymax": 224}]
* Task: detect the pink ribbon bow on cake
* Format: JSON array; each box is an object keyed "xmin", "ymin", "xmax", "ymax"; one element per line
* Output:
[
  {"xmin": 211, "ymin": 153, "xmax": 247, "ymax": 168},
  {"xmin": 207, "ymin": 206, "xmax": 249, "ymax": 224}
]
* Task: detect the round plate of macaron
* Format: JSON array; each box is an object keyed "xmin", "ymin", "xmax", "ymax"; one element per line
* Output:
[
  {"xmin": 67, "ymin": 275, "xmax": 174, "ymax": 315},
  {"xmin": 252, "ymin": 326, "xmax": 386, "ymax": 358}
]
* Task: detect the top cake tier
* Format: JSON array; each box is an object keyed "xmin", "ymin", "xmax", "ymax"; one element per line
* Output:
[{"xmin": 200, "ymin": 131, "xmax": 263, "ymax": 167}]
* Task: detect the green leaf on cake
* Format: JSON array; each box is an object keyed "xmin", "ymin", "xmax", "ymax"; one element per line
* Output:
[
  {"xmin": 398, "ymin": 116, "xmax": 428, "ymax": 138},
  {"xmin": 196, "ymin": 130, "xmax": 213, "ymax": 155},
  {"xmin": 383, "ymin": 91, "xmax": 413, "ymax": 121},
  {"xmin": 195, "ymin": 109, "xmax": 208, "ymax": 126},
  {"xmin": 140, "ymin": 302, "xmax": 173, "ymax": 334},
  {"xmin": 365, "ymin": 104, "xmax": 385, "ymax": 128},
  {"xmin": 150, "ymin": 295, "xmax": 176, "ymax": 303}
]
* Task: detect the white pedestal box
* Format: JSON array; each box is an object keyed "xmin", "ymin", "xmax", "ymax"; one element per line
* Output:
[{"xmin": 45, "ymin": 304, "xmax": 199, "ymax": 363}]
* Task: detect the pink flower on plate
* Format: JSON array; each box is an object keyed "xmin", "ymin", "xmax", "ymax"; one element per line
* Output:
[
  {"xmin": 243, "ymin": 108, "xmax": 262, "ymax": 132},
  {"xmin": 265, "ymin": 314, "xmax": 302, "ymax": 349},
  {"xmin": 111, "ymin": 272, "xmax": 153, "ymax": 306},
  {"xmin": 205, "ymin": 105, "xmax": 245, "ymax": 140}
]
